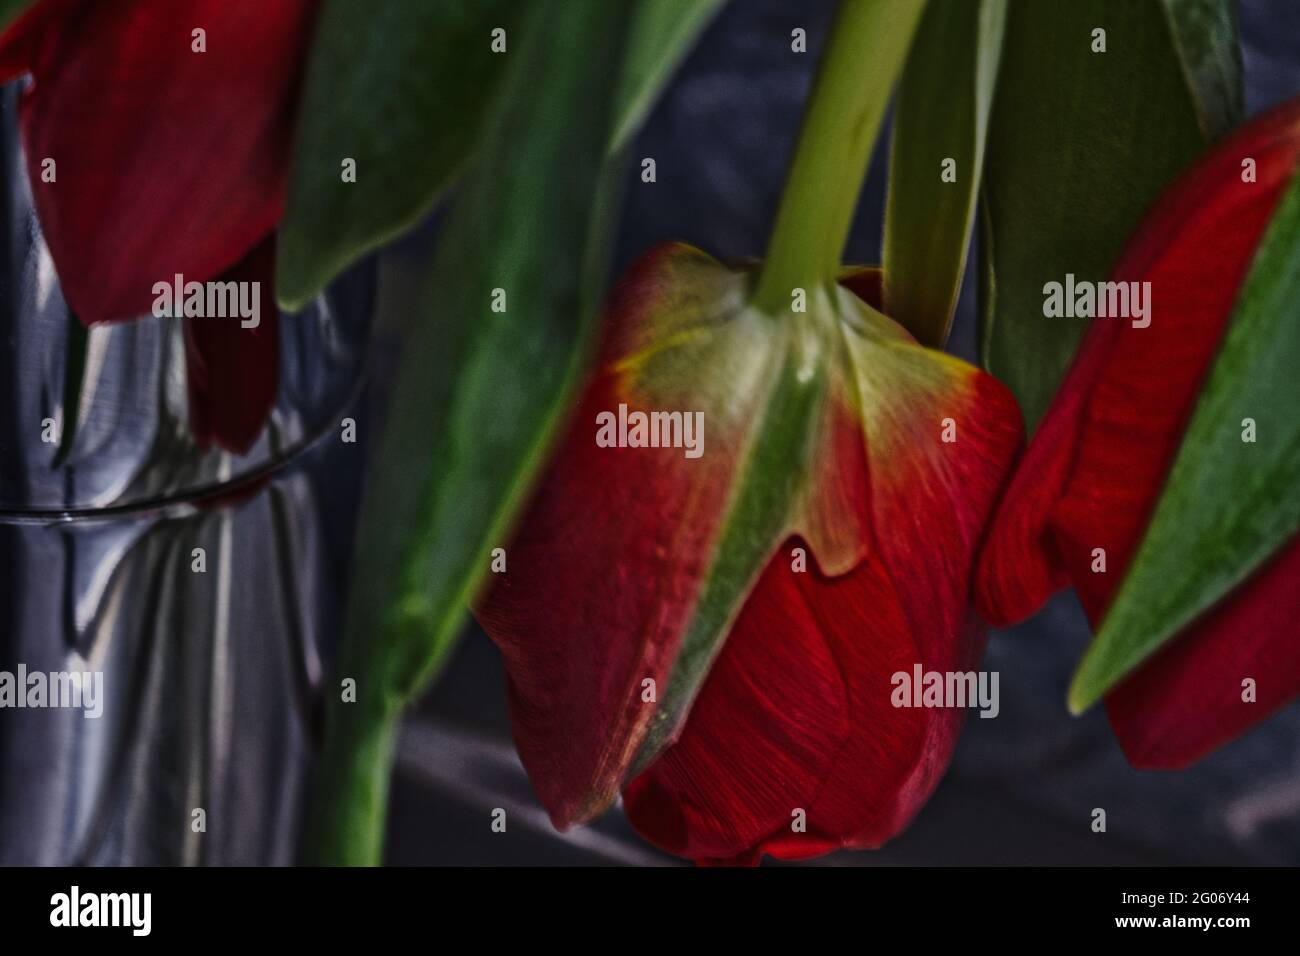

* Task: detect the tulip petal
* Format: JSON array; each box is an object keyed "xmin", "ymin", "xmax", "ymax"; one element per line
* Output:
[
  {"xmin": 631, "ymin": 607, "xmax": 992, "ymax": 866},
  {"xmin": 1, "ymin": 0, "xmax": 312, "ymax": 323},
  {"xmin": 478, "ymin": 240, "xmax": 1021, "ymax": 857},
  {"xmin": 0, "ymin": 1, "xmax": 45, "ymax": 78},
  {"xmin": 838, "ymin": 293, "xmax": 1023, "ymax": 651},
  {"xmin": 622, "ymin": 540, "xmax": 855, "ymax": 864},
  {"xmin": 1105, "ymin": 537, "xmax": 1300, "ymax": 768},
  {"xmin": 624, "ymin": 298, "xmax": 1019, "ymax": 862},
  {"xmin": 476, "ymin": 243, "xmax": 792, "ymax": 828},
  {"xmin": 181, "ymin": 235, "xmax": 279, "ymax": 454},
  {"xmin": 623, "ymin": 528, "xmax": 988, "ymax": 864},
  {"xmin": 1073, "ymin": 136, "xmax": 1300, "ymax": 709}
]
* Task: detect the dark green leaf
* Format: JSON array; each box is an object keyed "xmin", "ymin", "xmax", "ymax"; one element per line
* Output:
[
  {"xmin": 52, "ymin": 311, "xmax": 86, "ymax": 469},
  {"xmin": 1161, "ymin": 0, "xmax": 1243, "ymax": 140},
  {"xmin": 0, "ymin": 1, "xmax": 31, "ymax": 33},
  {"xmin": 980, "ymin": 0, "xmax": 1240, "ymax": 431},
  {"xmin": 307, "ymin": 0, "xmax": 635, "ymax": 865},
  {"xmin": 884, "ymin": 0, "xmax": 1006, "ymax": 347},
  {"xmin": 276, "ymin": 0, "xmax": 525, "ymax": 311},
  {"xmin": 279, "ymin": 0, "xmax": 721, "ymax": 311},
  {"xmin": 1070, "ymin": 168, "xmax": 1300, "ymax": 711}
]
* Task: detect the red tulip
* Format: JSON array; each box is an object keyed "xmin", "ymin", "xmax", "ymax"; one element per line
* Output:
[
  {"xmin": 0, "ymin": 0, "xmax": 315, "ymax": 451},
  {"xmin": 974, "ymin": 98, "xmax": 1300, "ymax": 768},
  {"xmin": 476, "ymin": 243, "xmax": 1022, "ymax": 864}
]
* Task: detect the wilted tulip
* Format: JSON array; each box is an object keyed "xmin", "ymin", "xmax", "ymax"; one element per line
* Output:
[{"xmin": 476, "ymin": 242, "xmax": 1022, "ymax": 863}]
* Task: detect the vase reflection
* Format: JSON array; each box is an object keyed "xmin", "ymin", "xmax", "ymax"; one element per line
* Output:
[{"xmin": 0, "ymin": 84, "xmax": 375, "ymax": 863}]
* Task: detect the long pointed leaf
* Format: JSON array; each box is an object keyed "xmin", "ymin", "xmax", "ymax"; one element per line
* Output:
[
  {"xmin": 611, "ymin": 0, "xmax": 724, "ymax": 154},
  {"xmin": 980, "ymin": 0, "xmax": 1241, "ymax": 431},
  {"xmin": 279, "ymin": 0, "xmax": 721, "ymax": 311},
  {"xmin": 1161, "ymin": 0, "xmax": 1243, "ymax": 140},
  {"xmin": 883, "ymin": 0, "xmax": 1006, "ymax": 347},
  {"xmin": 308, "ymin": 0, "xmax": 636, "ymax": 865},
  {"xmin": 277, "ymin": 0, "xmax": 526, "ymax": 312}
]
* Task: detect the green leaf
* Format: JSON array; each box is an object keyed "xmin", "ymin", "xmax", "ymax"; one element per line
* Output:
[
  {"xmin": 979, "ymin": 0, "xmax": 1241, "ymax": 431},
  {"xmin": 306, "ymin": 0, "xmax": 636, "ymax": 866},
  {"xmin": 279, "ymin": 0, "xmax": 721, "ymax": 312},
  {"xmin": 883, "ymin": 0, "xmax": 1006, "ymax": 347},
  {"xmin": 1069, "ymin": 168, "xmax": 1300, "ymax": 712},
  {"xmin": 1160, "ymin": 0, "xmax": 1243, "ymax": 140},
  {"xmin": 276, "ymin": 0, "xmax": 526, "ymax": 312},
  {"xmin": 610, "ymin": 0, "xmax": 724, "ymax": 154}
]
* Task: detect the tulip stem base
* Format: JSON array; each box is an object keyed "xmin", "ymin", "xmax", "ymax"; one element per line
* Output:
[
  {"xmin": 752, "ymin": 0, "xmax": 925, "ymax": 315},
  {"xmin": 303, "ymin": 698, "xmax": 401, "ymax": 866}
]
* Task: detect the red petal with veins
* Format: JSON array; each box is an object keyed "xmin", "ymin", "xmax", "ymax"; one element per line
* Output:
[
  {"xmin": 0, "ymin": 0, "xmax": 313, "ymax": 323},
  {"xmin": 625, "ymin": 354, "xmax": 1018, "ymax": 863},
  {"xmin": 621, "ymin": 537, "xmax": 856, "ymax": 865},
  {"xmin": 477, "ymin": 244, "xmax": 1022, "ymax": 862},
  {"xmin": 475, "ymin": 245, "xmax": 753, "ymax": 828},
  {"xmin": 973, "ymin": 98, "xmax": 1300, "ymax": 766}
]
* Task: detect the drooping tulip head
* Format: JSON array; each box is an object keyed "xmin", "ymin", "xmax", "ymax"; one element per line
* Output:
[{"xmin": 477, "ymin": 242, "xmax": 1022, "ymax": 863}]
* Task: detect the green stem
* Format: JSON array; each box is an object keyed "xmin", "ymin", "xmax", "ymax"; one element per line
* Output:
[
  {"xmin": 53, "ymin": 310, "xmax": 87, "ymax": 469},
  {"xmin": 303, "ymin": 695, "xmax": 401, "ymax": 865},
  {"xmin": 752, "ymin": 0, "xmax": 925, "ymax": 314}
]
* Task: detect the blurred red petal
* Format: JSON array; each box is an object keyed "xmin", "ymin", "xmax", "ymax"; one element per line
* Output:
[
  {"xmin": 2, "ymin": 0, "xmax": 312, "ymax": 323},
  {"xmin": 183, "ymin": 235, "xmax": 279, "ymax": 454},
  {"xmin": 0, "ymin": 0, "xmax": 58, "ymax": 81}
]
